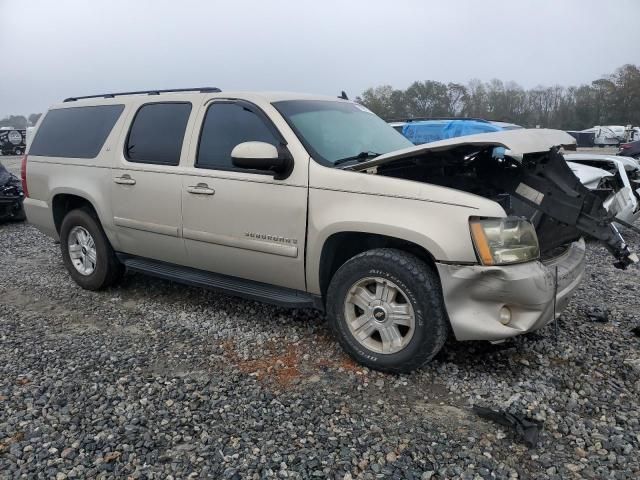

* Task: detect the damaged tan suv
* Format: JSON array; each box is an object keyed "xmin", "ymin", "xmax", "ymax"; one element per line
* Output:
[{"xmin": 22, "ymin": 88, "xmax": 638, "ymax": 372}]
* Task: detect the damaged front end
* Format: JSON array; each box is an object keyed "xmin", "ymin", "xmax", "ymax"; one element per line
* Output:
[
  {"xmin": 348, "ymin": 130, "xmax": 639, "ymax": 269},
  {"xmin": 474, "ymin": 146, "xmax": 637, "ymax": 269}
]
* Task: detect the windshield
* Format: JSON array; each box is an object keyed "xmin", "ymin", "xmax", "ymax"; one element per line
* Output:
[{"xmin": 273, "ymin": 100, "xmax": 413, "ymax": 166}]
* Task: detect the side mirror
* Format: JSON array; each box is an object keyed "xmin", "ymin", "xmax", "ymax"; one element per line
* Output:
[{"xmin": 231, "ymin": 141, "xmax": 291, "ymax": 176}]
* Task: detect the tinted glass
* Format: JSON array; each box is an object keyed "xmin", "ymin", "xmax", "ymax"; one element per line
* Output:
[
  {"xmin": 29, "ymin": 105, "xmax": 124, "ymax": 158},
  {"xmin": 273, "ymin": 100, "xmax": 412, "ymax": 166},
  {"xmin": 126, "ymin": 103, "xmax": 191, "ymax": 165},
  {"xmin": 197, "ymin": 103, "xmax": 279, "ymax": 170}
]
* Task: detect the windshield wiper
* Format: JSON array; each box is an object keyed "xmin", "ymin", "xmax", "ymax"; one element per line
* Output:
[{"xmin": 333, "ymin": 151, "xmax": 380, "ymax": 167}]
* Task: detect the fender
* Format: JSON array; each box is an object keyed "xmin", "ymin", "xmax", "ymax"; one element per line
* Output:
[{"xmin": 49, "ymin": 181, "xmax": 119, "ymax": 249}]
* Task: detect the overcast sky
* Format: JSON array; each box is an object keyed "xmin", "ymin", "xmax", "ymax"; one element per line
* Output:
[{"xmin": 1, "ymin": 0, "xmax": 639, "ymax": 117}]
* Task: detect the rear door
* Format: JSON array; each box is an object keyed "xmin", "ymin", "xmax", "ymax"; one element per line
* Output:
[
  {"xmin": 180, "ymin": 99, "xmax": 308, "ymax": 290},
  {"xmin": 110, "ymin": 100, "xmax": 195, "ymax": 264}
]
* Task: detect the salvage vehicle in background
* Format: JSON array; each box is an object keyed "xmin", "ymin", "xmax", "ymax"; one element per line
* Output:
[
  {"xmin": 566, "ymin": 154, "xmax": 640, "ymax": 226},
  {"xmin": 0, "ymin": 128, "xmax": 27, "ymax": 156},
  {"xmin": 21, "ymin": 88, "xmax": 639, "ymax": 372},
  {"xmin": 618, "ymin": 139, "xmax": 640, "ymax": 160},
  {"xmin": 580, "ymin": 126, "xmax": 622, "ymax": 147},
  {"xmin": 0, "ymin": 163, "xmax": 26, "ymax": 222},
  {"xmin": 567, "ymin": 161, "xmax": 612, "ymax": 189},
  {"xmin": 566, "ymin": 130, "xmax": 596, "ymax": 148},
  {"xmin": 388, "ymin": 118, "xmax": 521, "ymax": 145}
]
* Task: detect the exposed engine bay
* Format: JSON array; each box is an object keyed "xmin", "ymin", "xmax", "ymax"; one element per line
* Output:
[{"xmin": 374, "ymin": 146, "xmax": 639, "ymax": 269}]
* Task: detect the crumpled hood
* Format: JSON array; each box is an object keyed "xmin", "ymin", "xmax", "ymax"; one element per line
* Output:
[
  {"xmin": 346, "ymin": 128, "xmax": 577, "ymax": 171},
  {"xmin": 567, "ymin": 161, "xmax": 613, "ymax": 188}
]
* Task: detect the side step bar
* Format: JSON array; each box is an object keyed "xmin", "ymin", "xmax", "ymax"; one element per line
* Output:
[{"xmin": 117, "ymin": 254, "xmax": 322, "ymax": 310}]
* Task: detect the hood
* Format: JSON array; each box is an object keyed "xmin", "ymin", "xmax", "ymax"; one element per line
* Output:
[
  {"xmin": 345, "ymin": 128, "xmax": 577, "ymax": 171},
  {"xmin": 565, "ymin": 153, "xmax": 640, "ymax": 172},
  {"xmin": 567, "ymin": 161, "xmax": 613, "ymax": 189}
]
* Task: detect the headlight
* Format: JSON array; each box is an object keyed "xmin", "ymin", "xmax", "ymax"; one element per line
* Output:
[{"xmin": 469, "ymin": 217, "xmax": 539, "ymax": 265}]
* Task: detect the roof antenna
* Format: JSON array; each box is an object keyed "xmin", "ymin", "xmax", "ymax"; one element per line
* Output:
[{"xmin": 338, "ymin": 91, "xmax": 349, "ymax": 100}]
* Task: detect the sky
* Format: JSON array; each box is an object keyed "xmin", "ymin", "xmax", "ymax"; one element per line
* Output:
[{"xmin": 1, "ymin": 0, "xmax": 639, "ymax": 118}]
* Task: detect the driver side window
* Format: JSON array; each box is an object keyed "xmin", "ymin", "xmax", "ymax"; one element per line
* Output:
[{"xmin": 196, "ymin": 102, "xmax": 279, "ymax": 171}]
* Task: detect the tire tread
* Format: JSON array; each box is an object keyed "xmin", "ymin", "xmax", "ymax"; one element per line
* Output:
[{"xmin": 327, "ymin": 248, "xmax": 449, "ymax": 373}]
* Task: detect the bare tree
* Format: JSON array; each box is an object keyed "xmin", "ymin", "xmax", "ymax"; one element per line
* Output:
[{"xmin": 356, "ymin": 63, "xmax": 640, "ymax": 129}]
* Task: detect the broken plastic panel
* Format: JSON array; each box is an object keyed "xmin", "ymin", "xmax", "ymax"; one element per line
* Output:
[{"xmin": 374, "ymin": 146, "xmax": 639, "ymax": 269}]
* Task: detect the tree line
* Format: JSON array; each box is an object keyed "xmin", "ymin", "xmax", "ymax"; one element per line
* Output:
[
  {"xmin": 0, "ymin": 113, "xmax": 42, "ymax": 129},
  {"xmin": 356, "ymin": 64, "xmax": 640, "ymax": 130},
  {"xmin": 3, "ymin": 64, "xmax": 639, "ymax": 131}
]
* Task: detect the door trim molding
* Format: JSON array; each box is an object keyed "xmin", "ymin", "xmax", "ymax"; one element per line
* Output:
[
  {"xmin": 183, "ymin": 228, "xmax": 298, "ymax": 258},
  {"xmin": 114, "ymin": 216, "xmax": 179, "ymax": 237}
]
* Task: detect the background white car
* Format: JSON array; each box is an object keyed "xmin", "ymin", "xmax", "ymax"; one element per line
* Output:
[{"xmin": 566, "ymin": 153, "xmax": 640, "ymax": 226}]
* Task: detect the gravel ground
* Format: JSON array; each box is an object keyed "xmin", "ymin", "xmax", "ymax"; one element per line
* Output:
[{"xmin": 1, "ymin": 156, "xmax": 640, "ymax": 479}]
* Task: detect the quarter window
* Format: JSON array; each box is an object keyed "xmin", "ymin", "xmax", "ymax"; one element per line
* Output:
[
  {"xmin": 29, "ymin": 105, "xmax": 124, "ymax": 158},
  {"xmin": 197, "ymin": 102, "xmax": 279, "ymax": 170},
  {"xmin": 126, "ymin": 102, "xmax": 191, "ymax": 165}
]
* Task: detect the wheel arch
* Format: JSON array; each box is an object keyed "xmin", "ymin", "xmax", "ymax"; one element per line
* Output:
[
  {"xmin": 51, "ymin": 192, "xmax": 102, "ymax": 234},
  {"xmin": 316, "ymin": 231, "xmax": 438, "ymax": 301}
]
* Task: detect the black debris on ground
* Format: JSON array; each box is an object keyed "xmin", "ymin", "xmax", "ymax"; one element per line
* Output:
[
  {"xmin": 473, "ymin": 406, "xmax": 543, "ymax": 448},
  {"xmin": 586, "ymin": 306, "xmax": 609, "ymax": 323}
]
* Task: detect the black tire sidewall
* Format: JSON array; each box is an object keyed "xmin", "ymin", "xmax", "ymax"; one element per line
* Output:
[
  {"xmin": 327, "ymin": 249, "xmax": 448, "ymax": 373},
  {"xmin": 60, "ymin": 209, "xmax": 115, "ymax": 290}
]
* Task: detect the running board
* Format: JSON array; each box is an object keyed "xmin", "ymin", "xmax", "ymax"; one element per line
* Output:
[{"xmin": 117, "ymin": 254, "xmax": 321, "ymax": 310}]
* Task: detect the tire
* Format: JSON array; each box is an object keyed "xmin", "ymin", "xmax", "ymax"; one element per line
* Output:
[
  {"xmin": 326, "ymin": 248, "xmax": 449, "ymax": 373},
  {"xmin": 59, "ymin": 208, "xmax": 123, "ymax": 290},
  {"xmin": 14, "ymin": 148, "xmax": 23, "ymax": 156}
]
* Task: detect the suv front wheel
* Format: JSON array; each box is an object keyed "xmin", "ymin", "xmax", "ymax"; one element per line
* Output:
[
  {"xmin": 60, "ymin": 208, "xmax": 123, "ymax": 290},
  {"xmin": 327, "ymin": 248, "xmax": 449, "ymax": 373}
]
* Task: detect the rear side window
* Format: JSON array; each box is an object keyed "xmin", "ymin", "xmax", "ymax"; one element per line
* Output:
[
  {"xmin": 29, "ymin": 105, "xmax": 124, "ymax": 158},
  {"xmin": 197, "ymin": 102, "xmax": 279, "ymax": 170},
  {"xmin": 125, "ymin": 102, "xmax": 191, "ymax": 165}
]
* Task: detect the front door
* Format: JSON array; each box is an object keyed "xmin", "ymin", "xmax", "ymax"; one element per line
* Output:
[
  {"xmin": 111, "ymin": 101, "xmax": 193, "ymax": 264},
  {"xmin": 181, "ymin": 100, "xmax": 308, "ymax": 290}
]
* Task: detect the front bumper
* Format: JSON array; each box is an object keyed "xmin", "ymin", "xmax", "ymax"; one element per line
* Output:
[
  {"xmin": 436, "ymin": 239, "xmax": 586, "ymax": 341},
  {"xmin": 0, "ymin": 196, "xmax": 23, "ymax": 220}
]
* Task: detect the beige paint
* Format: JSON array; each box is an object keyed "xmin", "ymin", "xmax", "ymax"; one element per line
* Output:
[
  {"xmin": 24, "ymin": 90, "xmax": 587, "ymax": 343},
  {"xmin": 305, "ymin": 160, "xmax": 506, "ymax": 293},
  {"xmin": 349, "ymin": 128, "xmax": 578, "ymax": 171},
  {"xmin": 437, "ymin": 239, "xmax": 585, "ymax": 340}
]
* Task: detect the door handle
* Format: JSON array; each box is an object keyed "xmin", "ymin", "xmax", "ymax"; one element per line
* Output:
[
  {"xmin": 113, "ymin": 174, "xmax": 136, "ymax": 185},
  {"xmin": 187, "ymin": 183, "xmax": 215, "ymax": 195}
]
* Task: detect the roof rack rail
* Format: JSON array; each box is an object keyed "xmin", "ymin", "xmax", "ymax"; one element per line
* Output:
[{"xmin": 63, "ymin": 87, "xmax": 222, "ymax": 102}]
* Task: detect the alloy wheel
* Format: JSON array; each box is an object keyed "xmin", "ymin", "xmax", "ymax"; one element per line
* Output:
[{"xmin": 343, "ymin": 276, "xmax": 416, "ymax": 354}]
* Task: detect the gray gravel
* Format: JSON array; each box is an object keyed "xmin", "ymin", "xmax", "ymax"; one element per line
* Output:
[{"xmin": 1, "ymin": 155, "xmax": 640, "ymax": 479}]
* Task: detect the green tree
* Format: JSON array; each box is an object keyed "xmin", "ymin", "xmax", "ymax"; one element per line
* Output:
[
  {"xmin": 357, "ymin": 63, "xmax": 640, "ymax": 130},
  {"xmin": 446, "ymin": 82, "xmax": 467, "ymax": 116},
  {"xmin": 405, "ymin": 80, "xmax": 449, "ymax": 117},
  {"xmin": 0, "ymin": 115, "xmax": 28, "ymax": 128}
]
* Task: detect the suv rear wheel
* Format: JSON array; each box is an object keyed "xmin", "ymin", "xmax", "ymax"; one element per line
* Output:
[
  {"xmin": 327, "ymin": 248, "xmax": 449, "ymax": 373},
  {"xmin": 60, "ymin": 208, "xmax": 123, "ymax": 290}
]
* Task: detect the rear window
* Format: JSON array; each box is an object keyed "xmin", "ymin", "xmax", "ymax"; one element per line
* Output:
[
  {"xmin": 29, "ymin": 105, "xmax": 124, "ymax": 158},
  {"xmin": 125, "ymin": 102, "xmax": 192, "ymax": 166}
]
